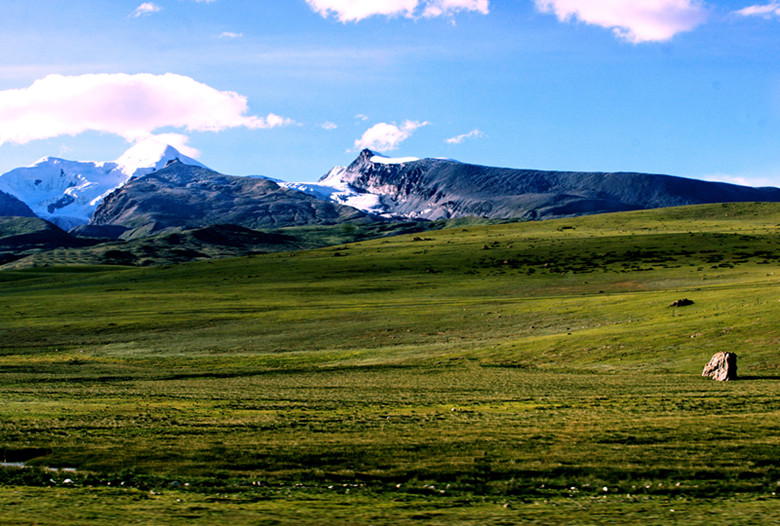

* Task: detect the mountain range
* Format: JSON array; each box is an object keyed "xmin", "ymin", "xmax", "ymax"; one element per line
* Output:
[
  {"xmin": 0, "ymin": 139, "xmax": 203, "ymax": 230},
  {"xmin": 89, "ymin": 160, "xmax": 373, "ymax": 238},
  {"xmin": 287, "ymin": 149, "xmax": 780, "ymax": 221},
  {"xmin": 2, "ymin": 141, "xmax": 780, "ymax": 267}
]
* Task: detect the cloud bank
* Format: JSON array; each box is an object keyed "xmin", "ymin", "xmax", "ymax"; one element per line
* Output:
[
  {"xmin": 0, "ymin": 73, "xmax": 292, "ymax": 146},
  {"xmin": 354, "ymin": 121, "xmax": 429, "ymax": 151},
  {"xmin": 533, "ymin": 0, "xmax": 710, "ymax": 43},
  {"xmin": 305, "ymin": 0, "xmax": 488, "ymax": 22}
]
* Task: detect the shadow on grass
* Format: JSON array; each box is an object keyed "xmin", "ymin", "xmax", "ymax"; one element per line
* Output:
[{"xmin": 738, "ymin": 375, "xmax": 780, "ymax": 381}]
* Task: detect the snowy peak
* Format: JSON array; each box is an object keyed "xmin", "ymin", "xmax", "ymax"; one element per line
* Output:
[
  {"xmin": 116, "ymin": 138, "xmax": 204, "ymax": 178},
  {"xmin": 0, "ymin": 141, "xmax": 206, "ymax": 229},
  {"xmin": 284, "ymin": 150, "xmax": 445, "ymax": 219}
]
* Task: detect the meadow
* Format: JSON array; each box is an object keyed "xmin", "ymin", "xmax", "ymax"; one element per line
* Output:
[{"xmin": 1, "ymin": 202, "xmax": 779, "ymax": 524}]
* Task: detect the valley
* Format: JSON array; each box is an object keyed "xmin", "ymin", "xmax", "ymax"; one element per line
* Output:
[{"xmin": 1, "ymin": 203, "xmax": 778, "ymax": 524}]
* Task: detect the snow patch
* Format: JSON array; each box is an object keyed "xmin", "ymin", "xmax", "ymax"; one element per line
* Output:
[
  {"xmin": 370, "ymin": 155, "xmax": 420, "ymax": 165},
  {"xmin": 280, "ymin": 166, "xmax": 388, "ymax": 216},
  {"xmin": 0, "ymin": 139, "xmax": 206, "ymax": 226}
]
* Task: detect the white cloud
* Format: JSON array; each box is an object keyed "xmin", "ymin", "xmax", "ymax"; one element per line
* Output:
[
  {"xmin": 306, "ymin": 0, "xmax": 416, "ymax": 21},
  {"xmin": 0, "ymin": 73, "xmax": 293, "ymax": 146},
  {"xmin": 355, "ymin": 114, "xmax": 369, "ymax": 121},
  {"xmin": 354, "ymin": 120, "xmax": 430, "ymax": 151},
  {"xmin": 132, "ymin": 2, "xmax": 161, "ymax": 17},
  {"xmin": 321, "ymin": 121, "xmax": 338, "ymax": 130},
  {"xmin": 305, "ymin": 0, "xmax": 488, "ymax": 22},
  {"xmin": 423, "ymin": 0, "xmax": 489, "ymax": 17},
  {"xmin": 146, "ymin": 133, "xmax": 202, "ymax": 158},
  {"xmin": 446, "ymin": 128, "xmax": 484, "ymax": 144},
  {"xmin": 734, "ymin": 3, "xmax": 780, "ymax": 18},
  {"xmin": 219, "ymin": 32, "xmax": 243, "ymax": 39},
  {"xmin": 533, "ymin": 0, "xmax": 710, "ymax": 43}
]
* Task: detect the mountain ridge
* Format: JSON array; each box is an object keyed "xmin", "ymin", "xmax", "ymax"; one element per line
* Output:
[
  {"xmin": 0, "ymin": 138, "xmax": 204, "ymax": 229},
  {"xmin": 89, "ymin": 160, "xmax": 375, "ymax": 232},
  {"xmin": 298, "ymin": 149, "xmax": 780, "ymax": 220},
  {"xmin": 0, "ymin": 189, "xmax": 37, "ymax": 218},
  {"xmin": 4, "ymin": 145, "xmax": 780, "ymax": 236}
]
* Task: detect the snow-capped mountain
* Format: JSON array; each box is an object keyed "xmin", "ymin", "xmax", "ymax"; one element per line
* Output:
[
  {"xmin": 280, "ymin": 165, "xmax": 387, "ymax": 217},
  {"xmin": 279, "ymin": 151, "xmax": 426, "ymax": 218},
  {"xmin": 286, "ymin": 149, "xmax": 780, "ymax": 221},
  {"xmin": 0, "ymin": 139, "xmax": 204, "ymax": 229},
  {"xmin": 90, "ymin": 160, "xmax": 372, "ymax": 232},
  {"xmin": 6, "ymin": 144, "xmax": 780, "ymax": 233}
]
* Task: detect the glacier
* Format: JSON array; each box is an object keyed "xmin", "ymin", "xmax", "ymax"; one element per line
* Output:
[{"xmin": 0, "ymin": 138, "xmax": 204, "ymax": 229}]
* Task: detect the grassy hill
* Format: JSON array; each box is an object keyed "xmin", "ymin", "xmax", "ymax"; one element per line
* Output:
[
  {"xmin": 0, "ymin": 216, "xmax": 100, "ymax": 266},
  {"xmin": 0, "ymin": 202, "xmax": 778, "ymax": 524},
  {"xmin": 1, "ymin": 217, "xmax": 509, "ymax": 269}
]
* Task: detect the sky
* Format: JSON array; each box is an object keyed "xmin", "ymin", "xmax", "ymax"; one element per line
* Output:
[{"xmin": 0, "ymin": 0, "xmax": 779, "ymax": 186}]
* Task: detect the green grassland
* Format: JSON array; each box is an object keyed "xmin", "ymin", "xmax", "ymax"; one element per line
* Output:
[{"xmin": 1, "ymin": 202, "xmax": 779, "ymax": 524}]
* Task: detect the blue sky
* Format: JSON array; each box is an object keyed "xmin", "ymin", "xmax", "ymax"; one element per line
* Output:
[{"xmin": 0, "ymin": 0, "xmax": 779, "ymax": 186}]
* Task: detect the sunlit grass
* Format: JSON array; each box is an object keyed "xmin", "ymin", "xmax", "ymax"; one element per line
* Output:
[{"xmin": 1, "ymin": 203, "xmax": 779, "ymax": 524}]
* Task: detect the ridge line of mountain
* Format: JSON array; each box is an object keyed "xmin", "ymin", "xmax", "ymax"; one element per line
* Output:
[{"xmin": 3, "ymin": 144, "xmax": 780, "ymax": 235}]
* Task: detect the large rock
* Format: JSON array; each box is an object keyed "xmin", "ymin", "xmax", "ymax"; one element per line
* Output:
[{"xmin": 702, "ymin": 352, "xmax": 738, "ymax": 381}]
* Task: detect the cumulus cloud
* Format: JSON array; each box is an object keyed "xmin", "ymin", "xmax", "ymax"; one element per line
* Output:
[
  {"xmin": 533, "ymin": 0, "xmax": 710, "ymax": 43},
  {"xmin": 445, "ymin": 128, "xmax": 484, "ymax": 144},
  {"xmin": 132, "ymin": 2, "xmax": 161, "ymax": 17},
  {"xmin": 735, "ymin": 3, "xmax": 780, "ymax": 17},
  {"xmin": 305, "ymin": 0, "xmax": 488, "ymax": 22},
  {"xmin": 0, "ymin": 73, "xmax": 293, "ymax": 146},
  {"xmin": 354, "ymin": 120, "xmax": 430, "ymax": 151},
  {"xmin": 321, "ymin": 121, "xmax": 338, "ymax": 130}
]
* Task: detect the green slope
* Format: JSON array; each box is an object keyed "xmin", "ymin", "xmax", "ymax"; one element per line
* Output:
[
  {"xmin": 0, "ymin": 202, "xmax": 778, "ymax": 524},
  {"xmin": 0, "ymin": 216, "xmax": 99, "ymax": 266},
  {"xmin": 2, "ymin": 217, "xmax": 511, "ymax": 269}
]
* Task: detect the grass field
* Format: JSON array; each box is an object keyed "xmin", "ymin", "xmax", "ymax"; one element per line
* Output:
[{"xmin": 1, "ymin": 202, "xmax": 779, "ymax": 524}]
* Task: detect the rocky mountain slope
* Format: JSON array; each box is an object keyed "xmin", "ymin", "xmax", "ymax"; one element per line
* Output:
[
  {"xmin": 290, "ymin": 150, "xmax": 780, "ymax": 220},
  {"xmin": 89, "ymin": 160, "xmax": 373, "ymax": 233},
  {"xmin": 0, "ymin": 189, "xmax": 36, "ymax": 217},
  {"xmin": 4, "ymin": 144, "xmax": 780, "ymax": 246}
]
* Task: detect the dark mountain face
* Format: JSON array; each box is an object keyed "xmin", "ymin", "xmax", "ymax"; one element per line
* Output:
[
  {"xmin": 336, "ymin": 150, "xmax": 780, "ymax": 220},
  {"xmin": 91, "ymin": 161, "xmax": 374, "ymax": 231},
  {"xmin": 0, "ymin": 216, "xmax": 99, "ymax": 265},
  {"xmin": 0, "ymin": 189, "xmax": 37, "ymax": 218}
]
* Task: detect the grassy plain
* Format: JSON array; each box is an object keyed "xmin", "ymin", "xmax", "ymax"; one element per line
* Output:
[{"xmin": 1, "ymin": 202, "xmax": 779, "ymax": 524}]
